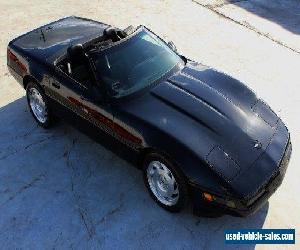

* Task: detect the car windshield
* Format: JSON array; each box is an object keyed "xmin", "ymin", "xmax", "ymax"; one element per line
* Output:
[{"xmin": 90, "ymin": 28, "xmax": 183, "ymax": 97}]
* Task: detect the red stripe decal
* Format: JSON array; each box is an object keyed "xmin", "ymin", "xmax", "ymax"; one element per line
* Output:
[{"xmin": 68, "ymin": 97, "xmax": 142, "ymax": 145}]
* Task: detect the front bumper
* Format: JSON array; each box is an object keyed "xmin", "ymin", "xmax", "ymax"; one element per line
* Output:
[{"xmin": 191, "ymin": 139, "xmax": 292, "ymax": 217}]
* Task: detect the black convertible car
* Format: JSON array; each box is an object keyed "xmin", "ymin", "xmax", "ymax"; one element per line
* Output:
[{"xmin": 7, "ymin": 16, "xmax": 292, "ymax": 217}]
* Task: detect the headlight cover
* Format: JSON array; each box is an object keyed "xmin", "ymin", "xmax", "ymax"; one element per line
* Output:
[{"xmin": 206, "ymin": 146, "xmax": 240, "ymax": 182}]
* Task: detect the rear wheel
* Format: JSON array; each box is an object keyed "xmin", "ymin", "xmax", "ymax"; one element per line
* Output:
[
  {"xmin": 143, "ymin": 153, "xmax": 188, "ymax": 212},
  {"xmin": 26, "ymin": 82, "xmax": 52, "ymax": 128}
]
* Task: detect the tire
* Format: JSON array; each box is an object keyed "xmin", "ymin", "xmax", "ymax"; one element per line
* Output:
[
  {"xmin": 143, "ymin": 152, "xmax": 188, "ymax": 212},
  {"xmin": 26, "ymin": 81, "xmax": 52, "ymax": 128}
]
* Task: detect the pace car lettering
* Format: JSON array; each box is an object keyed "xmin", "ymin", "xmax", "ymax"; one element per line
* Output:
[
  {"xmin": 114, "ymin": 122, "xmax": 143, "ymax": 145},
  {"xmin": 68, "ymin": 97, "xmax": 114, "ymax": 128},
  {"xmin": 68, "ymin": 97, "xmax": 143, "ymax": 147}
]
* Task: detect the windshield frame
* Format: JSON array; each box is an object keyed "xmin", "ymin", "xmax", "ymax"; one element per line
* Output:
[{"xmin": 88, "ymin": 26, "xmax": 185, "ymax": 99}]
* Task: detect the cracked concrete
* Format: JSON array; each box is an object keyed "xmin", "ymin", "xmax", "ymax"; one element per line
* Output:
[
  {"xmin": 0, "ymin": 0, "xmax": 299, "ymax": 249},
  {"xmin": 195, "ymin": 0, "xmax": 248, "ymax": 8},
  {"xmin": 0, "ymin": 174, "xmax": 44, "ymax": 208},
  {"xmin": 194, "ymin": 0, "xmax": 300, "ymax": 54}
]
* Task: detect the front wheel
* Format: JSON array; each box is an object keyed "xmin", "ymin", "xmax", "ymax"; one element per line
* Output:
[
  {"xmin": 143, "ymin": 153, "xmax": 188, "ymax": 212},
  {"xmin": 26, "ymin": 82, "xmax": 52, "ymax": 128}
]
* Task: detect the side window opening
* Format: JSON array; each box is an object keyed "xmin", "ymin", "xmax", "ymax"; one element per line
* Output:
[{"xmin": 57, "ymin": 57, "xmax": 92, "ymax": 89}]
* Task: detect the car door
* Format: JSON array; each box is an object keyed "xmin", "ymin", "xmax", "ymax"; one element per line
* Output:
[
  {"xmin": 45, "ymin": 61, "xmax": 115, "ymax": 139},
  {"xmin": 87, "ymin": 49, "xmax": 145, "ymax": 151}
]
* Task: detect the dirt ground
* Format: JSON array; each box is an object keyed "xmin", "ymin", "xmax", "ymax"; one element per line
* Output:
[{"xmin": 0, "ymin": 0, "xmax": 299, "ymax": 249}]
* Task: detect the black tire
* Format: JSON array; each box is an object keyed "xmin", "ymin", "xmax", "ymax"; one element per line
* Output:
[
  {"xmin": 143, "ymin": 152, "xmax": 188, "ymax": 212},
  {"xmin": 26, "ymin": 81, "xmax": 52, "ymax": 128}
]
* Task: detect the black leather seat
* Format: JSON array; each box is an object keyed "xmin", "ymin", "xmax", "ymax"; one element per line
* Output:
[{"xmin": 67, "ymin": 44, "xmax": 92, "ymax": 87}]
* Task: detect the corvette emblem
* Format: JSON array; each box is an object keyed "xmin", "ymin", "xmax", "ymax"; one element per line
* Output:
[{"xmin": 254, "ymin": 141, "xmax": 262, "ymax": 149}]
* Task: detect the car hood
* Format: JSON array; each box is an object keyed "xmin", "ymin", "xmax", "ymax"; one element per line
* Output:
[{"xmin": 151, "ymin": 63, "xmax": 286, "ymax": 179}]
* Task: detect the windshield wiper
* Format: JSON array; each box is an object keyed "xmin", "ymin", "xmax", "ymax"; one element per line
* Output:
[{"xmin": 180, "ymin": 55, "xmax": 187, "ymax": 65}]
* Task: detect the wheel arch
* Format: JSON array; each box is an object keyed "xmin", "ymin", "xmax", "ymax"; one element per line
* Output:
[
  {"xmin": 138, "ymin": 147, "xmax": 171, "ymax": 168},
  {"xmin": 23, "ymin": 75, "xmax": 39, "ymax": 89},
  {"xmin": 138, "ymin": 146, "xmax": 189, "ymax": 181},
  {"xmin": 138, "ymin": 144, "xmax": 228, "ymax": 196}
]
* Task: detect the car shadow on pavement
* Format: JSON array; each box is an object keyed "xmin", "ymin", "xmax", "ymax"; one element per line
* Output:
[
  {"xmin": 0, "ymin": 97, "xmax": 267, "ymax": 249},
  {"xmin": 233, "ymin": 0, "xmax": 300, "ymax": 35}
]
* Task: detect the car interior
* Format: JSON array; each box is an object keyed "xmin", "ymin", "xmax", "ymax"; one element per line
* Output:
[{"xmin": 56, "ymin": 26, "xmax": 136, "ymax": 89}]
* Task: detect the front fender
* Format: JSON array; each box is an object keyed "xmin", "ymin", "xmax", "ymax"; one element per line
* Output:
[{"xmin": 139, "ymin": 124, "xmax": 230, "ymax": 196}]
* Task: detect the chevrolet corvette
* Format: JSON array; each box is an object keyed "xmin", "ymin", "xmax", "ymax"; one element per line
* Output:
[{"xmin": 7, "ymin": 16, "xmax": 292, "ymax": 217}]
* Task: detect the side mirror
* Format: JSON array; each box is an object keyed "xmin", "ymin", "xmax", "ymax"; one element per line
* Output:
[
  {"xmin": 167, "ymin": 41, "xmax": 177, "ymax": 52},
  {"xmin": 67, "ymin": 44, "xmax": 84, "ymax": 63}
]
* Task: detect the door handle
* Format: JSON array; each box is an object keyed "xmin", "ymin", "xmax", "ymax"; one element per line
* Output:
[{"xmin": 52, "ymin": 81, "xmax": 60, "ymax": 89}]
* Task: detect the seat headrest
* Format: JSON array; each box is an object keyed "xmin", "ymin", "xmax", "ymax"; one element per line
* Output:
[
  {"xmin": 67, "ymin": 44, "xmax": 85, "ymax": 64},
  {"xmin": 103, "ymin": 27, "xmax": 126, "ymax": 42}
]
